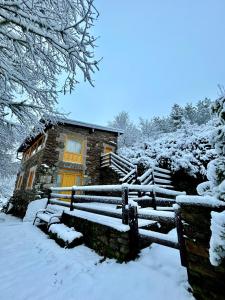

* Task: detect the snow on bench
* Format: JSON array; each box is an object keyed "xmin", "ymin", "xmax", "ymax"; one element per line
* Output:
[
  {"xmin": 49, "ymin": 224, "xmax": 83, "ymax": 243},
  {"xmin": 33, "ymin": 205, "xmax": 64, "ymax": 228}
]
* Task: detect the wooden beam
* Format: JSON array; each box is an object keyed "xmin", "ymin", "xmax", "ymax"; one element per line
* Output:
[{"xmin": 139, "ymin": 229, "xmax": 179, "ymax": 249}]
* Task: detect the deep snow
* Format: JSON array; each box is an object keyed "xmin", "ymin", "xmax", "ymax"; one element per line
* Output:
[{"xmin": 0, "ymin": 213, "xmax": 194, "ymax": 300}]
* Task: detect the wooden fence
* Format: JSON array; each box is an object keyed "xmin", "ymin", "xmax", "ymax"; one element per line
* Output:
[{"xmin": 48, "ymin": 184, "xmax": 187, "ymax": 266}]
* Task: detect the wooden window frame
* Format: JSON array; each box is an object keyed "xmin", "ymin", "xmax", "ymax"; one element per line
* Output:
[
  {"xmin": 23, "ymin": 134, "xmax": 47, "ymax": 162},
  {"xmin": 26, "ymin": 166, "xmax": 37, "ymax": 190},
  {"xmin": 16, "ymin": 172, "xmax": 24, "ymax": 190},
  {"xmin": 63, "ymin": 136, "xmax": 84, "ymax": 164}
]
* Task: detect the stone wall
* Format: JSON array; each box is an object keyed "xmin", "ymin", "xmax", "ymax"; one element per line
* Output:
[
  {"xmin": 179, "ymin": 201, "xmax": 225, "ymax": 300},
  {"xmin": 11, "ymin": 147, "xmax": 46, "ymax": 217},
  {"xmin": 100, "ymin": 167, "xmax": 121, "ymax": 185},
  {"xmin": 61, "ymin": 212, "xmax": 139, "ymax": 262},
  {"xmin": 11, "ymin": 124, "xmax": 119, "ymax": 217}
]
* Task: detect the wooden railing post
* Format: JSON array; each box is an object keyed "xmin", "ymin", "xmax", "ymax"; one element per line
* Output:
[
  {"xmin": 151, "ymin": 190, "xmax": 157, "ymax": 210},
  {"xmin": 109, "ymin": 152, "xmax": 112, "ymax": 167},
  {"xmin": 46, "ymin": 189, "xmax": 51, "ymax": 207},
  {"xmin": 70, "ymin": 188, "xmax": 75, "ymax": 211},
  {"xmin": 174, "ymin": 204, "xmax": 187, "ymax": 267},
  {"xmin": 128, "ymin": 204, "xmax": 138, "ymax": 236},
  {"xmin": 122, "ymin": 184, "xmax": 129, "ymax": 224},
  {"xmin": 128, "ymin": 204, "xmax": 139, "ymax": 258}
]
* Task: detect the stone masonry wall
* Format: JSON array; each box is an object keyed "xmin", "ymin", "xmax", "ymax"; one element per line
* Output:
[
  {"xmin": 179, "ymin": 202, "xmax": 225, "ymax": 300},
  {"xmin": 61, "ymin": 212, "xmax": 138, "ymax": 262},
  {"xmin": 11, "ymin": 129, "xmax": 61, "ymax": 217},
  {"xmin": 11, "ymin": 124, "xmax": 119, "ymax": 217}
]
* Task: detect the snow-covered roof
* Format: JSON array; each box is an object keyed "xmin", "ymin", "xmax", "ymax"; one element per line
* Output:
[
  {"xmin": 58, "ymin": 118, "xmax": 124, "ymax": 134},
  {"xmin": 18, "ymin": 118, "xmax": 124, "ymax": 152}
]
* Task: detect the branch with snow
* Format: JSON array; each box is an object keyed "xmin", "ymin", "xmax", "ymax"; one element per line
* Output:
[{"xmin": 0, "ymin": 0, "xmax": 99, "ymax": 179}]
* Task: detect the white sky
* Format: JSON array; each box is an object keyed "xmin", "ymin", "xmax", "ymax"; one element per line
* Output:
[{"xmin": 57, "ymin": 0, "xmax": 225, "ymax": 126}]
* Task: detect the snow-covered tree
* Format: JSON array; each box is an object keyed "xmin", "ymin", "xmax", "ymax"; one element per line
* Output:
[
  {"xmin": 170, "ymin": 104, "xmax": 184, "ymax": 129},
  {"xmin": 0, "ymin": 0, "xmax": 98, "ymax": 181},
  {"xmin": 197, "ymin": 97, "xmax": 225, "ymax": 200},
  {"xmin": 198, "ymin": 95, "xmax": 225, "ymax": 267},
  {"xmin": 120, "ymin": 121, "xmax": 216, "ymax": 178},
  {"xmin": 109, "ymin": 111, "xmax": 140, "ymax": 147},
  {"xmin": 0, "ymin": 0, "xmax": 98, "ymax": 123},
  {"xmin": 183, "ymin": 103, "xmax": 197, "ymax": 124},
  {"xmin": 196, "ymin": 98, "xmax": 212, "ymax": 125}
]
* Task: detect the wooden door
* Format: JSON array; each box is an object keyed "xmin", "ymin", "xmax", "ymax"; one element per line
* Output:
[{"xmin": 59, "ymin": 171, "xmax": 83, "ymax": 197}]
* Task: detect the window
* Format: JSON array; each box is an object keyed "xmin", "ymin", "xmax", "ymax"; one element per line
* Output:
[
  {"xmin": 56, "ymin": 174, "xmax": 62, "ymax": 187},
  {"xmin": 66, "ymin": 139, "xmax": 82, "ymax": 153},
  {"xmin": 26, "ymin": 166, "xmax": 37, "ymax": 189},
  {"xmin": 16, "ymin": 172, "xmax": 24, "ymax": 190},
  {"xmin": 63, "ymin": 137, "xmax": 83, "ymax": 164},
  {"xmin": 23, "ymin": 135, "xmax": 46, "ymax": 162}
]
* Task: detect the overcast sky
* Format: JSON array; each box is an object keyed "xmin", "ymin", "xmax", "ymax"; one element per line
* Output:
[{"xmin": 57, "ymin": 0, "xmax": 225, "ymax": 126}]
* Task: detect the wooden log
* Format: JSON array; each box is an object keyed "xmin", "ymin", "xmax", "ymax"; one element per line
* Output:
[
  {"xmin": 50, "ymin": 199, "xmax": 71, "ymax": 207},
  {"xmin": 70, "ymin": 189, "xmax": 75, "ymax": 211},
  {"xmin": 174, "ymin": 205, "xmax": 187, "ymax": 267},
  {"xmin": 139, "ymin": 229, "xmax": 179, "ymax": 249},
  {"xmin": 51, "ymin": 193, "xmax": 71, "ymax": 199},
  {"xmin": 128, "ymin": 204, "xmax": 139, "ymax": 258},
  {"xmin": 73, "ymin": 205, "xmax": 122, "ymax": 219},
  {"xmin": 120, "ymin": 169, "xmax": 136, "ymax": 183},
  {"xmin": 154, "ymin": 166, "xmax": 171, "ymax": 174},
  {"xmin": 137, "ymin": 168, "xmax": 153, "ymax": 182},
  {"xmin": 153, "ymin": 171, "xmax": 171, "ymax": 179},
  {"xmin": 138, "ymin": 210, "xmax": 175, "ymax": 224},
  {"xmin": 122, "ymin": 185, "xmax": 129, "ymax": 224},
  {"xmin": 111, "ymin": 156, "xmax": 133, "ymax": 172},
  {"xmin": 111, "ymin": 152, "xmax": 135, "ymax": 168}
]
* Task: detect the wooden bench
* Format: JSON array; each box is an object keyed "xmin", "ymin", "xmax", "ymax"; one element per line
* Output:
[{"xmin": 33, "ymin": 205, "xmax": 63, "ymax": 229}]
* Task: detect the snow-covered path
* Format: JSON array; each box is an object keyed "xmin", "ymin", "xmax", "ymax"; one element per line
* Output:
[{"xmin": 0, "ymin": 213, "xmax": 194, "ymax": 300}]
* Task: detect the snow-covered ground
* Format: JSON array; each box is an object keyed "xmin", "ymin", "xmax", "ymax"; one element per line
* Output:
[{"xmin": 0, "ymin": 213, "xmax": 194, "ymax": 300}]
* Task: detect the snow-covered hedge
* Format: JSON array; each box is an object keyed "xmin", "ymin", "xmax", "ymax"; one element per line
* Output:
[
  {"xmin": 119, "ymin": 122, "xmax": 217, "ymax": 177},
  {"xmin": 209, "ymin": 211, "xmax": 225, "ymax": 266}
]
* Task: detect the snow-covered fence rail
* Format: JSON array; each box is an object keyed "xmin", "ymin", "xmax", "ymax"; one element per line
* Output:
[
  {"xmin": 137, "ymin": 166, "xmax": 173, "ymax": 189},
  {"xmin": 49, "ymin": 184, "xmax": 185, "ymax": 227},
  {"xmin": 139, "ymin": 229, "xmax": 179, "ymax": 249},
  {"xmin": 48, "ymin": 184, "xmax": 187, "ymax": 264},
  {"xmin": 101, "ymin": 152, "xmax": 137, "ymax": 183}
]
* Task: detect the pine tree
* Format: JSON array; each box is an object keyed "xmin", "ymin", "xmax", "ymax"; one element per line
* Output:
[
  {"xmin": 170, "ymin": 104, "xmax": 184, "ymax": 129},
  {"xmin": 184, "ymin": 103, "xmax": 197, "ymax": 124},
  {"xmin": 196, "ymin": 98, "xmax": 212, "ymax": 125}
]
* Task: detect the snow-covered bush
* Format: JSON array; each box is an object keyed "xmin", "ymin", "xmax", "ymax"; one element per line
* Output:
[
  {"xmin": 197, "ymin": 97, "xmax": 225, "ymax": 200},
  {"xmin": 196, "ymin": 96, "xmax": 225, "ymax": 267},
  {"xmin": 119, "ymin": 121, "xmax": 217, "ymax": 178},
  {"xmin": 209, "ymin": 211, "xmax": 225, "ymax": 266}
]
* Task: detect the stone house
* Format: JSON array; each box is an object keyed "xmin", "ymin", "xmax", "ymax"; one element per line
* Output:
[{"xmin": 11, "ymin": 118, "xmax": 123, "ymax": 217}]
